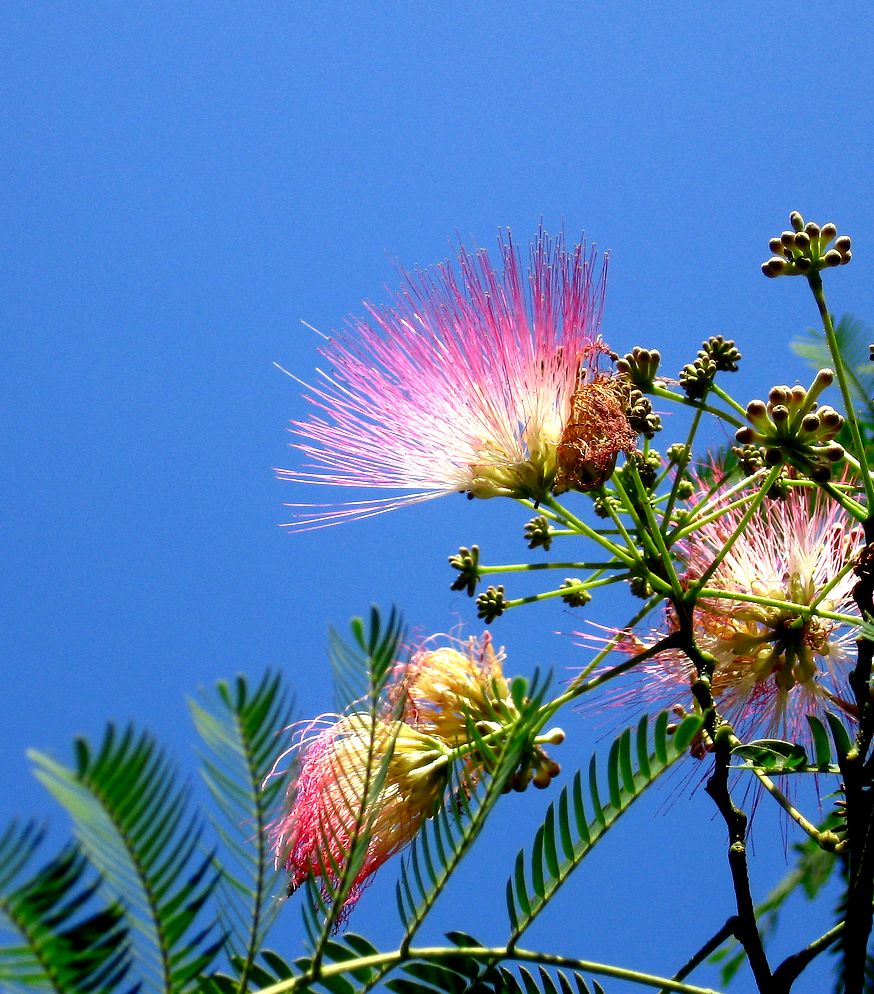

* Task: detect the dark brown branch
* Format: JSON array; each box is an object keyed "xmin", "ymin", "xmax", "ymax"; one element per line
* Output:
[
  {"xmin": 705, "ymin": 729, "xmax": 773, "ymax": 992},
  {"xmin": 772, "ymin": 921, "xmax": 843, "ymax": 993},
  {"xmin": 660, "ymin": 917, "xmax": 738, "ymax": 993},
  {"xmin": 843, "ymin": 530, "xmax": 874, "ymax": 994}
]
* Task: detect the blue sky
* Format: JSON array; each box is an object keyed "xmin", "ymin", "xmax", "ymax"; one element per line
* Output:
[{"xmin": 4, "ymin": 5, "xmax": 874, "ymax": 991}]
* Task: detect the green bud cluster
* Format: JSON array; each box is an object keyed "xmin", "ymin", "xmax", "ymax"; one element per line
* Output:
[
  {"xmin": 629, "ymin": 573, "xmax": 654, "ymax": 599},
  {"xmin": 675, "ymin": 479, "xmax": 695, "ymax": 500},
  {"xmin": 616, "ymin": 346, "xmax": 662, "ymax": 391},
  {"xmin": 625, "ymin": 387, "xmax": 662, "ymax": 438},
  {"xmin": 592, "ymin": 493, "xmax": 619, "ymax": 518},
  {"xmin": 762, "ymin": 211, "xmax": 852, "ymax": 278},
  {"xmin": 559, "ymin": 579, "xmax": 592, "ymax": 607},
  {"xmin": 734, "ymin": 369, "xmax": 845, "ymax": 481},
  {"xmin": 620, "ymin": 449, "xmax": 661, "ymax": 490},
  {"xmin": 679, "ymin": 336, "xmax": 740, "ymax": 400},
  {"xmin": 700, "ymin": 335, "xmax": 741, "ymax": 372},
  {"xmin": 731, "ymin": 442, "xmax": 766, "ymax": 476},
  {"xmin": 476, "ymin": 584, "xmax": 506, "ymax": 623},
  {"xmin": 448, "ymin": 544, "xmax": 480, "ymax": 596},
  {"xmin": 679, "ymin": 353, "xmax": 717, "ymax": 400},
  {"xmin": 524, "ymin": 515, "xmax": 553, "ymax": 551},
  {"xmin": 503, "ymin": 741, "xmax": 563, "ymax": 793},
  {"xmin": 666, "ymin": 443, "xmax": 691, "ymax": 467}
]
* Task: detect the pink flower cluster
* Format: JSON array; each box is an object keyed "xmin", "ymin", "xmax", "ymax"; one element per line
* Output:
[
  {"xmin": 280, "ymin": 229, "xmax": 609, "ymax": 527},
  {"xmin": 579, "ymin": 478, "xmax": 861, "ymax": 744}
]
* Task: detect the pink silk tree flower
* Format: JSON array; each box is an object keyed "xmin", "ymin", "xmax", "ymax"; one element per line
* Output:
[
  {"xmin": 279, "ymin": 228, "xmax": 610, "ymax": 528},
  {"xmin": 578, "ymin": 479, "xmax": 861, "ymax": 744},
  {"xmin": 266, "ymin": 713, "xmax": 448, "ymax": 921}
]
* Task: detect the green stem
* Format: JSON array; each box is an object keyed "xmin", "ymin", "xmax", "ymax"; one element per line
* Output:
[
  {"xmin": 252, "ymin": 945, "xmax": 726, "ymax": 994},
  {"xmin": 662, "ymin": 402, "xmax": 704, "ymax": 530},
  {"xmin": 695, "ymin": 586, "xmax": 859, "ymax": 627},
  {"xmin": 751, "ymin": 770, "xmax": 842, "ymax": 850},
  {"xmin": 619, "ymin": 461, "xmax": 686, "ymax": 602},
  {"xmin": 501, "ymin": 573, "xmax": 628, "ymax": 611},
  {"xmin": 710, "ymin": 381, "xmax": 749, "ymax": 419},
  {"xmin": 819, "ymin": 478, "xmax": 869, "ymax": 522},
  {"xmin": 687, "ymin": 464, "xmax": 783, "ymax": 598},
  {"xmin": 602, "ymin": 473, "xmax": 666, "ymax": 569},
  {"xmin": 651, "ymin": 384, "xmax": 745, "ymax": 430},
  {"xmin": 479, "ymin": 561, "xmax": 618, "ymax": 575},
  {"xmin": 541, "ymin": 495, "xmax": 638, "ymax": 566},
  {"xmin": 569, "ymin": 593, "xmax": 664, "ymax": 685},
  {"xmin": 544, "ymin": 632, "xmax": 682, "ymax": 718},
  {"xmin": 668, "ymin": 468, "xmax": 770, "ymax": 544},
  {"xmin": 807, "ymin": 271, "xmax": 874, "ymax": 508}
]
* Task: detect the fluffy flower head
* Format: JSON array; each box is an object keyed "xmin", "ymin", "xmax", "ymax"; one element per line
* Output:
[
  {"xmin": 268, "ymin": 713, "xmax": 447, "ymax": 920},
  {"xmin": 281, "ymin": 228, "xmax": 611, "ymax": 527},
  {"xmin": 581, "ymin": 478, "xmax": 861, "ymax": 743},
  {"xmin": 391, "ymin": 632, "xmax": 517, "ymax": 745}
]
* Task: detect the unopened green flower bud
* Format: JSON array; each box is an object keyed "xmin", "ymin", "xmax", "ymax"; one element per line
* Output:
[
  {"xmin": 449, "ymin": 544, "xmax": 481, "ymax": 596},
  {"xmin": 700, "ymin": 335, "xmax": 741, "ymax": 372},
  {"xmin": 617, "ymin": 346, "xmax": 662, "ymax": 391},
  {"xmin": 676, "ymin": 479, "xmax": 696, "ymax": 500},
  {"xmin": 476, "ymin": 584, "xmax": 507, "ymax": 624},
  {"xmin": 532, "ymin": 767, "xmax": 552, "ymax": 789},
  {"xmin": 524, "ymin": 515, "xmax": 553, "ymax": 551},
  {"xmin": 800, "ymin": 413, "xmax": 821, "ymax": 435},
  {"xmin": 667, "ymin": 443, "xmax": 691, "ymax": 466},
  {"xmin": 560, "ymin": 579, "xmax": 592, "ymax": 608},
  {"xmin": 789, "ymin": 384, "xmax": 807, "ymax": 406},
  {"xmin": 763, "ymin": 257, "xmax": 787, "ymax": 277},
  {"xmin": 746, "ymin": 399, "xmax": 769, "ymax": 429},
  {"xmin": 629, "ymin": 574, "xmax": 654, "ymax": 599}
]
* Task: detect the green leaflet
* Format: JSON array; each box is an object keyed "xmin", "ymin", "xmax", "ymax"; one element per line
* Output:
[
  {"xmin": 29, "ymin": 727, "xmax": 222, "ymax": 994},
  {"xmin": 506, "ymin": 712, "xmax": 702, "ymax": 943},
  {"xmin": 332, "ymin": 607, "xmax": 405, "ymax": 709},
  {"xmin": 0, "ymin": 821, "xmax": 132, "ymax": 994},
  {"xmin": 189, "ymin": 670, "xmax": 295, "ymax": 993},
  {"xmin": 392, "ymin": 675, "xmax": 551, "ymax": 951}
]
